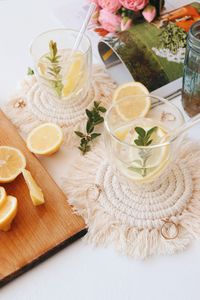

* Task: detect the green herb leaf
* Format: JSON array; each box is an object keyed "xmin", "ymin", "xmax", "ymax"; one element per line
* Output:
[
  {"xmin": 86, "ymin": 121, "xmax": 94, "ymax": 134},
  {"xmin": 27, "ymin": 67, "xmax": 34, "ymax": 75},
  {"xmin": 98, "ymin": 106, "xmax": 107, "ymax": 113},
  {"xmin": 85, "ymin": 109, "xmax": 93, "ymax": 119},
  {"xmin": 91, "ymin": 133, "xmax": 101, "ymax": 140},
  {"xmin": 74, "ymin": 101, "xmax": 106, "ymax": 154},
  {"xmin": 146, "ymin": 126, "xmax": 157, "ymax": 138},
  {"xmin": 135, "ymin": 127, "xmax": 146, "ymax": 138},
  {"xmin": 74, "ymin": 131, "xmax": 85, "ymax": 138}
]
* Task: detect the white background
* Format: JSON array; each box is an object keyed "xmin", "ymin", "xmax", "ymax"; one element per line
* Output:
[{"xmin": 1, "ymin": 1, "xmax": 200, "ymax": 299}]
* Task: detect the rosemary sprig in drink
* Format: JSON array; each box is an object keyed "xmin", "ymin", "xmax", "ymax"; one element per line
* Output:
[{"xmin": 46, "ymin": 40, "xmax": 63, "ymax": 97}]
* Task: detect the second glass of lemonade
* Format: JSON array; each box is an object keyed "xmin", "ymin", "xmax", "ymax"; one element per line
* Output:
[
  {"xmin": 30, "ymin": 29, "xmax": 92, "ymax": 102},
  {"xmin": 104, "ymin": 95, "xmax": 185, "ymax": 184}
]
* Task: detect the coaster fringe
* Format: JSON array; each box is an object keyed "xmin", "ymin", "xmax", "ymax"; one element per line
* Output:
[{"xmin": 62, "ymin": 141, "xmax": 200, "ymax": 259}]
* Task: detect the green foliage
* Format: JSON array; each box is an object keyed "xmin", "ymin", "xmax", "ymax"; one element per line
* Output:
[
  {"xmin": 74, "ymin": 101, "xmax": 106, "ymax": 155},
  {"xmin": 134, "ymin": 126, "xmax": 157, "ymax": 146},
  {"xmin": 27, "ymin": 67, "xmax": 34, "ymax": 75},
  {"xmin": 159, "ymin": 22, "xmax": 187, "ymax": 54},
  {"xmin": 46, "ymin": 40, "xmax": 63, "ymax": 96}
]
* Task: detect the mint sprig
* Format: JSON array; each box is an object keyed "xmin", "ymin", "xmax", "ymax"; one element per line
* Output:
[
  {"xmin": 75, "ymin": 101, "xmax": 106, "ymax": 155},
  {"xmin": 134, "ymin": 126, "xmax": 157, "ymax": 146}
]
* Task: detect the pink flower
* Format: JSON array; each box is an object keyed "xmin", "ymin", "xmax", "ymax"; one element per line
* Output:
[
  {"xmin": 142, "ymin": 4, "xmax": 156, "ymax": 22},
  {"xmin": 98, "ymin": 0, "xmax": 121, "ymax": 13},
  {"xmin": 88, "ymin": 0, "xmax": 99, "ymax": 4},
  {"xmin": 99, "ymin": 9, "xmax": 122, "ymax": 32},
  {"xmin": 119, "ymin": 0, "xmax": 148, "ymax": 11},
  {"xmin": 121, "ymin": 17, "xmax": 132, "ymax": 31}
]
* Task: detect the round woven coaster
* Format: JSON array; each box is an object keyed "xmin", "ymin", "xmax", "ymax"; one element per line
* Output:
[
  {"xmin": 3, "ymin": 65, "xmax": 116, "ymax": 138},
  {"xmin": 63, "ymin": 141, "xmax": 200, "ymax": 259}
]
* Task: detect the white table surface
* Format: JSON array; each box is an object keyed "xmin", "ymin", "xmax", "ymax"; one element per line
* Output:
[{"xmin": 1, "ymin": 0, "xmax": 200, "ymax": 299}]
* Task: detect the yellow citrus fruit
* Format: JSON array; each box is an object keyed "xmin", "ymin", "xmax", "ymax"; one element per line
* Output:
[
  {"xmin": 62, "ymin": 52, "xmax": 84, "ymax": 97},
  {"xmin": 26, "ymin": 123, "xmax": 63, "ymax": 155},
  {"xmin": 113, "ymin": 82, "xmax": 150, "ymax": 121},
  {"xmin": 0, "ymin": 146, "xmax": 26, "ymax": 183},
  {"xmin": 22, "ymin": 169, "xmax": 45, "ymax": 206},
  {"xmin": 0, "ymin": 195, "xmax": 18, "ymax": 232},
  {"xmin": 0, "ymin": 187, "xmax": 7, "ymax": 209}
]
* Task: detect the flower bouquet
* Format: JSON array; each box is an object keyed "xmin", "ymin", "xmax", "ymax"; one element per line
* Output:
[
  {"xmin": 90, "ymin": 0, "xmax": 164, "ymax": 35},
  {"xmin": 90, "ymin": 1, "xmax": 200, "ymax": 91}
]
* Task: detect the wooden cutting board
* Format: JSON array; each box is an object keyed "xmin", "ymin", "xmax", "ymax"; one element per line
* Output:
[{"xmin": 0, "ymin": 110, "xmax": 86, "ymax": 287}]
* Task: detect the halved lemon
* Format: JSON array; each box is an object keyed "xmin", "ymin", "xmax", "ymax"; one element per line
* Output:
[
  {"xmin": 0, "ymin": 146, "xmax": 26, "ymax": 183},
  {"xmin": 62, "ymin": 52, "xmax": 84, "ymax": 97},
  {"xmin": 26, "ymin": 123, "xmax": 63, "ymax": 155},
  {"xmin": 22, "ymin": 169, "xmax": 45, "ymax": 206},
  {"xmin": 0, "ymin": 187, "xmax": 7, "ymax": 208},
  {"xmin": 113, "ymin": 82, "xmax": 150, "ymax": 121},
  {"xmin": 0, "ymin": 195, "xmax": 18, "ymax": 231}
]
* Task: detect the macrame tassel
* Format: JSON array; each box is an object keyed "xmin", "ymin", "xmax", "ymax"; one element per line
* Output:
[{"xmin": 62, "ymin": 140, "xmax": 200, "ymax": 259}]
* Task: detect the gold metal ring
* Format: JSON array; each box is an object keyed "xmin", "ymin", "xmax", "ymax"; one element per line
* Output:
[
  {"xmin": 161, "ymin": 220, "xmax": 179, "ymax": 240},
  {"xmin": 86, "ymin": 184, "xmax": 102, "ymax": 201}
]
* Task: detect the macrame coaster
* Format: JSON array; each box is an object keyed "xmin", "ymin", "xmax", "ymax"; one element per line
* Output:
[
  {"xmin": 2, "ymin": 65, "xmax": 116, "ymax": 144},
  {"xmin": 3, "ymin": 64, "xmax": 200, "ymax": 259},
  {"xmin": 62, "ymin": 141, "xmax": 200, "ymax": 259}
]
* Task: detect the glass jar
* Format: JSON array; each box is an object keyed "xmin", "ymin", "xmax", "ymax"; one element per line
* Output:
[{"xmin": 182, "ymin": 21, "xmax": 200, "ymax": 117}]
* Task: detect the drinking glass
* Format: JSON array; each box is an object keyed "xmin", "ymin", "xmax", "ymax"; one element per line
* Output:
[
  {"xmin": 30, "ymin": 29, "xmax": 92, "ymax": 102},
  {"xmin": 104, "ymin": 95, "xmax": 185, "ymax": 184}
]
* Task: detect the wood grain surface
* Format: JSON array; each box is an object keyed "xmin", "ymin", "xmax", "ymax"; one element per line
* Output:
[{"xmin": 0, "ymin": 110, "xmax": 86, "ymax": 287}]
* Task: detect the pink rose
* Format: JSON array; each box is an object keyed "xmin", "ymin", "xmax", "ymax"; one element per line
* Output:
[
  {"xmin": 121, "ymin": 17, "xmax": 132, "ymax": 31},
  {"xmin": 98, "ymin": 0, "xmax": 121, "ymax": 13},
  {"xmin": 142, "ymin": 4, "xmax": 156, "ymax": 22},
  {"xmin": 88, "ymin": 0, "xmax": 99, "ymax": 4},
  {"xmin": 119, "ymin": 0, "xmax": 148, "ymax": 11},
  {"xmin": 99, "ymin": 9, "xmax": 122, "ymax": 33}
]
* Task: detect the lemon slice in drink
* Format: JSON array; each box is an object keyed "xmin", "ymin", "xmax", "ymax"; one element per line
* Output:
[
  {"xmin": 0, "ymin": 187, "xmax": 7, "ymax": 209},
  {"xmin": 114, "ymin": 124, "xmax": 170, "ymax": 183},
  {"xmin": 22, "ymin": 169, "xmax": 45, "ymax": 206},
  {"xmin": 113, "ymin": 82, "xmax": 150, "ymax": 121},
  {"xmin": 0, "ymin": 195, "xmax": 18, "ymax": 231},
  {"xmin": 62, "ymin": 52, "xmax": 84, "ymax": 97},
  {"xmin": 27, "ymin": 123, "xmax": 63, "ymax": 155},
  {"xmin": 0, "ymin": 146, "xmax": 26, "ymax": 183}
]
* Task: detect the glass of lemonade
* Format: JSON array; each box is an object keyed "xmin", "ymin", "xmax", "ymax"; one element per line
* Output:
[
  {"xmin": 104, "ymin": 95, "xmax": 185, "ymax": 184},
  {"xmin": 30, "ymin": 29, "xmax": 92, "ymax": 102}
]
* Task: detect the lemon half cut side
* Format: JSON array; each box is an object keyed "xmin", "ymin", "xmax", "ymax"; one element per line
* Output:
[
  {"xmin": 0, "ymin": 146, "xmax": 26, "ymax": 183},
  {"xmin": 26, "ymin": 123, "xmax": 63, "ymax": 156}
]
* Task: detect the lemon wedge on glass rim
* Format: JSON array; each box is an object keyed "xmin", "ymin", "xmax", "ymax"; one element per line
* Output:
[
  {"xmin": 26, "ymin": 123, "xmax": 63, "ymax": 155},
  {"xmin": 113, "ymin": 82, "xmax": 150, "ymax": 121},
  {"xmin": 0, "ymin": 146, "xmax": 26, "ymax": 183},
  {"xmin": 0, "ymin": 195, "xmax": 18, "ymax": 232}
]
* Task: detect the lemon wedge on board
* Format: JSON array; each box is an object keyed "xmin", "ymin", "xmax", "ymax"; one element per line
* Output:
[
  {"xmin": 0, "ymin": 187, "xmax": 7, "ymax": 209},
  {"xmin": 22, "ymin": 169, "xmax": 45, "ymax": 206},
  {"xmin": 0, "ymin": 195, "xmax": 18, "ymax": 232}
]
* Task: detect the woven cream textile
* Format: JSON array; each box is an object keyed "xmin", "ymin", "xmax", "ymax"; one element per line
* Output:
[{"xmin": 3, "ymin": 65, "xmax": 200, "ymax": 259}]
